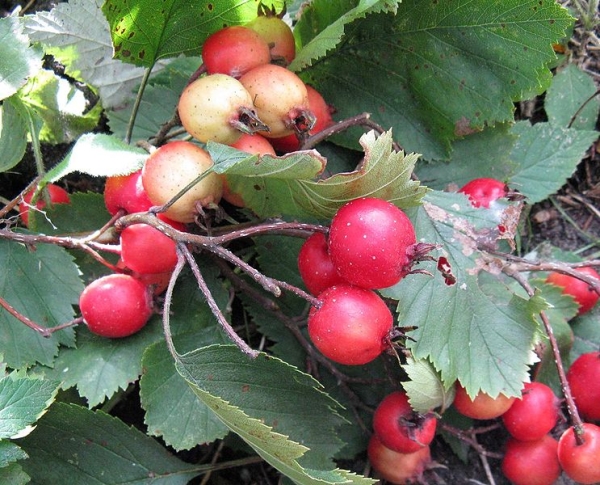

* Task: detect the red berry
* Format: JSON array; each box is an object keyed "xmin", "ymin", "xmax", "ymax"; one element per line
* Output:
[
  {"xmin": 558, "ymin": 423, "xmax": 600, "ymax": 484},
  {"xmin": 307, "ymin": 285, "xmax": 392, "ymax": 365},
  {"xmin": 246, "ymin": 15, "xmax": 296, "ymax": 65},
  {"xmin": 80, "ymin": 274, "xmax": 153, "ymax": 338},
  {"xmin": 546, "ymin": 266, "xmax": 600, "ymax": 315},
  {"xmin": 297, "ymin": 232, "xmax": 348, "ymax": 296},
  {"xmin": 501, "ymin": 382, "xmax": 559, "ymax": 441},
  {"xmin": 453, "ymin": 384, "xmax": 516, "ymax": 420},
  {"xmin": 501, "ymin": 435, "xmax": 561, "ymax": 485},
  {"xmin": 372, "ymin": 391, "xmax": 437, "ymax": 454},
  {"xmin": 20, "ymin": 183, "xmax": 71, "ymax": 227},
  {"xmin": 239, "ymin": 64, "xmax": 315, "ymax": 138},
  {"xmin": 367, "ymin": 434, "xmax": 430, "ymax": 485},
  {"xmin": 104, "ymin": 170, "xmax": 153, "ymax": 215},
  {"xmin": 201, "ymin": 26, "xmax": 271, "ymax": 78},
  {"xmin": 567, "ymin": 351, "xmax": 600, "ymax": 421},
  {"xmin": 458, "ymin": 178, "xmax": 508, "ymax": 208},
  {"xmin": 328, "ymin": 197, "xmax": 417, "ymax": 289},
  {"xmin": 141, "ymin": 141, "xmax": 222, "ymax": 223}
]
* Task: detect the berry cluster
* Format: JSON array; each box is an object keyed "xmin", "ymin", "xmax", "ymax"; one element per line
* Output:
[{"xmin": 298, "ymin": 197, "xmax": 428, "ymax": 366}]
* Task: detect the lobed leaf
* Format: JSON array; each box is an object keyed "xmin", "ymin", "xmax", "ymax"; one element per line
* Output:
[
  {"xmin": 0, "ymin": 373, "xmax": 59, "ymax": 439},
  {"xmin": 102, "ymin": 0, "xmax": 284, "ymax": 68},
  {"xmin": 176, "ymin": 346, "xmax": 376, "ymax": 484},
  {"xmin": 301, "ymin": 0, "xmax": 573, "ymax": 159},
  {"xmin": 382, "ymin": 191, "xmax": 542, "ymax": 397},
  {"xmin": 0, "ymin": 239, "xmax": 81, "ymax": 369},
  {"xmin": 17, "ymin": 403, "xmax": 201, "ymax": 484},
  {"xmin": 0, "ymin": 16, "xmax": 43, "ymax": 101},
  {"xmin": 402, "ymin": 358, "xmax": 455, "ymax": 413}
]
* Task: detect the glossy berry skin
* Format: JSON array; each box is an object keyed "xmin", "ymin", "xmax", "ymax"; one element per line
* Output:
[
  {"xmin": 120, "ymin": 218, "xmax": 184, "ymax": 275},
  {"xmin": 246, "ymin": 15, "xmax": 296, "ymax": 66},
  {"xmin": 20, "ymin": 183, "xmax": 71, "ymax": 227},
  {"xmin": 178, "ymin": 74, "xmax": 267, "ymax": 144},
  {"xmin": 239, "ymin": 64, "xmax": 315, "ymax": 138},
  {"xmin": 458, "ymin": 177, "xmax": 508, "ymax": 208},
  {"xmin": 308, "ymin": 285, "xmax": 392, "ymax": 365},
  {"xmin": 372, "ymin": 391, "xmax": 437, "ymax": 454},
  {"xmin": 271, "ymin": 85, "xmax": 335, "ymax": 152},
  {"xmin": 558, "ymin": 423, "xmax": 600, "ymax": 484},
  {"xmin": 367, "ymin": 434, "xmax": 430, "ymax": 485},
  {"xmin": 80, "ymin": 274, "xmax": 153, "ymax": 338},
  {"xmin": 501, "ymin": 382, "xmax": 559, "ymax": 441},
  {"xmin": 141, "ymin": 141, "xmax": 222, "ymax": 223},
  {"xmin": 567, "ymin": 351, "xmax": 600, "ymax": 421},
  {"xmin": 328, "ymin": 198, "xmax": 417, "ymax": 289},
  {"xmin": 297, "ymin": 232, "xmax": 348, "ymax": 296},
  {"xmin": 104, "ymin": 169, "xmax": 153, "ymax": 215},
  {"xmin": 453, "ymin": 384, "xmax": 516, "ymax": 420},
  {"xmin": 501, "ymin": 435, "xmax": 561, "ymax": 485},
  {"xmin": 201, "ymin": 26, "xmax": 271, "ymax": 78},
  {"xmin": 545, "ymin": 266, "xmax": 600, "ymax": 316}
]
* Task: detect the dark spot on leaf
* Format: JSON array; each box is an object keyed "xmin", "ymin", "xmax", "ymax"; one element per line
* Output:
[
  {"xmin": 454, "ymin": 117, "xmax": 479, "ymax": 136},
  {"xmin": 459, "ymin": 79, "xmax": 465, "ymax": 90},
  {"xmin": 122, "ymin": 49, "xmax": 131, "ymax": 57},
  {"xmin": 207, "ymin": 3, "xmax": 213, "ymax": 10},
  {"xmin": 139, "ymin": 50, "xmax": 145, "ymax": 59},
  {"xmin": 510, "ymin": 79, "xmax": 516, "ymax": 84},
  {"xmin": 253, "ymin": 185, "xmax": 262, "ymax": 191},
  {"xmin": 242, "ymin": 384, "xmax": 250, "ymax": 392},
  {"xmin": 474, "ymin": 111, "xmax": 481, "ymax": 118},
  {"xmin": 549, "ymin": 19, "xmax": 555, "ymax": 24},
  {"xmin": 128, "ymin": 31, "xmax": 135, "ymax": 39},
  {"xmin": 114, "ymin": 43, "xmax": 121, "ymax": 52}
]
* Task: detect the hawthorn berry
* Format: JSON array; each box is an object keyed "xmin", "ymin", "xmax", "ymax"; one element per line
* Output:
[
  {"xmin": 501, "ymin": 435, "xmax": 561, "ymax": 485},
  {"xmin": 458, "ymin": 177, "xmax": 508, "ymax": 208},
  {"xmin": 201, "ymin": 25, "xmax": 271, "ymax": 78},
  {"xmin": 79, "ymin": 274, "xmax": 153, "ymax": 338},
  {"xmin": 141, "ymin": 141, "xmax": 223, "ymax": 223},
  {"xmin": 20, "ymin": 183, "xmax": 71, "ymax": 227},
  {"xmin": 104, "ymin": 169, "xmax": 153, "ymax": 215},
  {"xmin": 558, "ymin": 423, "xmax": 600, "ymax": 484},
  {"xmin": 297, "ymin": 232, "xmax": 348, "ymax": 296},
  {"xmin": 453, "ymin": 384, "xmax": 516, "ymax": 420},
  {"xmin": 367, "ymin": 434, "xmax": 431, "ymax": 485},
  {"xmin": 545, "ymin": 266, "xmax": 600, "ymax": 316},
  {"xmin": 178, "ymin": 73, "xmax": 268, "ymax": 145},
  {"xmin": 372, "ymin": 391, "xmax": 437, "ymax": 454},
  {"xmin": 307, "ymin": 285, "xmax": 392, "ymax": 365},
  {"xmin": 501, "ymin": 381, "xmax": 559, "ymax": 441},
  {"xmin": 246, "ymin": 14, "xmax": 296, "ymax": 65},
  {"xmin": 567, "ymin": 351, "xmax": 600, "ymax": 422},
  {"xmin": 328, "ymin": 197, "xmax": 417, "ymax": 289},
  {"xmin": 239, "ymin": 64, "xmax": 315, "ymax": 138}
]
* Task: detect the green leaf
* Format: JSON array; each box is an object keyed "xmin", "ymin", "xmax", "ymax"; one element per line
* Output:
[
  {"xmin": 545, "ymin": 63, "xmax": 600, "ymax": 130},
  {"xmin": 213, "ymin": 130, "xmax": 427, "ymax": 219},
  {"xmin": 18, "ymin": 69, "xmax": 101, "ymax": 144},
  {"xmin": 18, "ymin": 403, "xmax": 201, "ymax": 484},
  {"xmin": 571, "ymin": 305, "xmax": 600, "ymax": 360},
  {"xmin": 177, "ymin": 346, "xmax": 375, "ymax": 484},
  {"xmin": 0, "ymin": 239, "xmax": 81, "ymax": 369},
  {"xmin": 0, "ymin": 461, "xmax": 29, "ymax": 485},
  {"xmin": 402, "ymin": 358, "xmax": 455, "ymax": 413},
  {"xmin": 102, "ymin": 0, "xmax": 284, "ymax": 68},
  {"xmin": 42, "ymin": 320, "xmax": 164, "ymax": 407},
  {"xmin": 0, "ymin": 440, "xmax": 28, "ymax": 468},
  {"xmin": 0, "ymin": 97, "xmax": 28, "ymax": 173},
  {"xmin": 0, "ymin": 373, "xmax": 59, "ymax": 440},
  {"xmin": 509, "ymin": 121, "xmax": 598, "ymax": 203},
  {"xmin": 290, "ymin": 0, "xmax": 400, "ymax": 71},
  {"xmin": 301, "ymin": 0, "xmax": 573, "ymax": 159},
  {"xmin": 0, "ymin": 16, "xmax": 43, "ymax": 101},
  {"xmin": 42, "ymin": 133, "xmax": 148, "ymax": 183},
  {"xmin": 24, "ymin": 0, "xmax": 160, "ymax": 109},
  {"xmin": 382, "ymin": 191, "xmax": 541, "ymax": 397},
  {"xmin": 415, "ymin": 123, "xmax": 518, "ymax": 190},
  {"xmin": 140, "ymin": 340, "xmax": 229, "ymax": 451}
]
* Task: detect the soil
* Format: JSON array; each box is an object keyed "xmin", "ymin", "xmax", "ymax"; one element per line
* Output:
[{"xmin": 2, "ymin": 1, "xmax": 600, "ymax": 485}]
